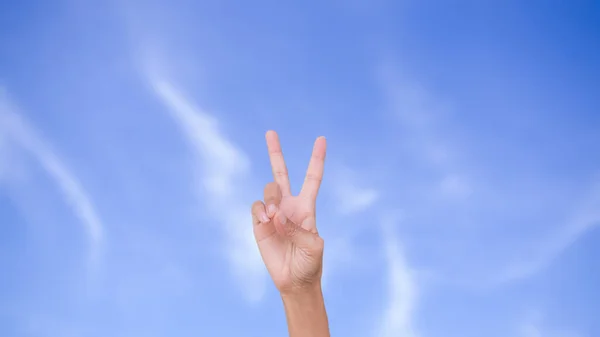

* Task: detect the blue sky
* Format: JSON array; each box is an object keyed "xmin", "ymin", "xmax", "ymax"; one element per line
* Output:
[{"xmin": 1, "ymin": 0, "xmax": 599, "ymax": 336}]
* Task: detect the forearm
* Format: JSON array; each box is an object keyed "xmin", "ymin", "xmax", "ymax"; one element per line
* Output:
[{"xmin": 281, "ymin": 283, "xmax": 330, "ymax": 337}]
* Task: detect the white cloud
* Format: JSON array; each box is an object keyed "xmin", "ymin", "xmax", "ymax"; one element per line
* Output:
[
  {"xmin": 378, "ymin": 215, "xmax": 418, "ymax": 337},
  {"xmin": 146, "ymin": 77, "xmax": 266, "ymax": 301},
  {"xmin": 521, "ymin": 323, "xmax": 542, "ymax": 337},
  {"xmin": 439, "ymin": 174, "xmax": 472, "ymax": 199},
  {"xmin": 378, "ymin": 63, "xmax": 474, "ymax": 204},
  {"xmin": 518, "ymin": 311, "xmax": 585, "ymax": 337},
  {"xmin": 326, "ymin": 163, "xmax": 417, "ymax": 337},
  {"xmin": 150, "ymin": 79, "xmax": 249, "ymax": 198},
  {"xmin": 0, "ymin": 132, "xmax": 9, "ymax": 180},
  {"xmin": 378, "ymin": 63, "xmax": 456, "ymax": 169},
  {"xmin": 321, "ymin": 166, "xmax": 379, "ymax": 292},
  {"xmin": 321, "ymin": 236, "xmax": 360, "ymax": 293},
  {"xmin": 0, "ymin": 91, "xmax": 104, "ymax": 256},
  {"xmin": 331, "ymin": 166, "xmax": 379, "ymax": 215},
  {"xmin": 496, "ymin": 180, "xmax": 600, "ymax": 284},
  {"xmin": 379, "ymin": 63, "xmax": 598, "ymax": 287}
]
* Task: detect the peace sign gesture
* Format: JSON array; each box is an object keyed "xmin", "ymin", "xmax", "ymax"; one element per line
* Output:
[{"xmin": 251, "ymin": 130, "xmax": 327, "ymax": 294}]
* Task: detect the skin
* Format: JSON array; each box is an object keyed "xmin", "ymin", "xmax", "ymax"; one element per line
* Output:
[{"xmin": 251, "ymin": 130, "xmax": 330, "ymax": 337}]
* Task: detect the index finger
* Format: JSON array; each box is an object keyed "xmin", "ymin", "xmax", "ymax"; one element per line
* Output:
[
  {"xmin": 300, "ymin": 136, "xmax": 327, "ymax": 201},
  {"xmin": 265, "ymin": 130, "xmax": 292, "ymax": 196}
]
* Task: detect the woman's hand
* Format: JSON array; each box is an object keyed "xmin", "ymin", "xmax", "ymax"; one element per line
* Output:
[{"xmin": 251, "ymin": 130, "xmax": 327, "ymax": 295}]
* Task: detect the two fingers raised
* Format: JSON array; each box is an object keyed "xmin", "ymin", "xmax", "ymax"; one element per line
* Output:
[
  {"xmin": 266, "ymin": 130, "xmax": 326, "ymax": 202},
  {"xmin": 253, "ymin": 130, "xmax": 326, "ymax": 233}
]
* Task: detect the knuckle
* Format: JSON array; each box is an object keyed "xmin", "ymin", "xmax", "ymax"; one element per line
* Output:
[
  {"xmin": 305, "ymin": 173, "xmax": 322, "ymax": 182},
  {"xmin": 264, "ymin": 182, "xmax": 278, "ymax": 192},
  {"xmin": 251, "ymin": 200, "xmax": 263, "ymax": 213},
  {"xmin": 274, "ymin": 170, "xmax": 288, "ymax": 178},
  {"xmin": 312, "ymin": 236, "xmax": 325, "ymax": 252},
  {"xmin": 264, "ymin": 182, "xmax": 282, "ymax": 202}
]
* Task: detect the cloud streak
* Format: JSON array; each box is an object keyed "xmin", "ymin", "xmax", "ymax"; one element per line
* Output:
[
  {"xmin": 379, "ymin": 63, "xmax": 599, "ymax": 288},
  {"xmin": 0, "ymin": 90, "xmax": 104, "ymax": 254},
  {"xmin": 146, "ymin": 77, "xmax": 266, "ymax": 301},
  {"xmin": 378, "ymin": 215, "xmax": 418, "ymax": 337},
  {"xmin": 519, "ymin": 311, "xmax": 584, "ymax": 337},
  {"xmin": 497, "ymin": 180, "xmax": 600, "ymax": 284},
  {"xmin": 331, "ymin": 165, "xmax": 379, "ymax": 215}
]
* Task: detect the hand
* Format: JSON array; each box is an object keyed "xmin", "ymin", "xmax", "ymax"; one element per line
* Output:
[{"xmin": 251, "ymin": 130, "xmax": 327, "ymax": 294}]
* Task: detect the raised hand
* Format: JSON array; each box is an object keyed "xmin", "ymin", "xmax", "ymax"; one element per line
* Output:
[{"xmin": 251, "ymin": 130, "xmax": 327, "ymax": 294}]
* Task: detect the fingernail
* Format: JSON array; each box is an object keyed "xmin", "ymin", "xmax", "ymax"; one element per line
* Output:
[
  {"xmin": 278, "ymin": 212, "xmax": 287, "ymax": 225},
  {"xmin": 268, "ymin": 204, "xmax": 277, "ymax": 217},
  {"xmin": 260, "ymin": 213, "xmax": 270, "ymax": 223}
]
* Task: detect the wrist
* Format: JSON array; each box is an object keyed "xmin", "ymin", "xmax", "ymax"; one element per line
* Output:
[
  {"xmin": 280, "ymin": 281, "xmax": 329, "ymax": 337},
  {"xmin": 280, "ymin": 280, "xmax": 323, "ymax": 301}
]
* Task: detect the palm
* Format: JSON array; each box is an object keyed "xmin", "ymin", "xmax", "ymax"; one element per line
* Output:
[
  {"xmin": 279, "ymin": 195, "xmax": 316, "ymax": 232},
  {"xmin": 251, "ymin": 131, "xmax": 327, "ymax": 292}
]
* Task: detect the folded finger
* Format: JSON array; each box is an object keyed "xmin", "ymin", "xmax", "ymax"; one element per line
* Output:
[
  {"xmin": 263, "ymin": 182, "xmax": 282, "ymax": 218},
  {"xmin": 251, "ymin": 200, "xmax": 270, "ymax": 224}
]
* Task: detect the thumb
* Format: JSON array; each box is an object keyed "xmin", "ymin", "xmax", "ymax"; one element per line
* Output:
[{"xmin": 274, "ymin": 211, "xmax": 322, "ymax": 250}]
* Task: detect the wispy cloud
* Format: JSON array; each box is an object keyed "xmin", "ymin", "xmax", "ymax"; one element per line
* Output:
[
  {"xmin": 146, "ymin": 77, "xmax": 266, "ymax": 301},
  {"xmin": 378, "ymin": 62, "xmax": 598, "ymax": 288},
  {"xmin": 0, "ymin": 130, "xmax": 10, "ymax": 180},
  {"xmin": 378, "ymin": 215, "xmax": 418, "ymax": 337},
  {"xmin": 0, "ymin": 90, "xmax": 104, "ymax": 258},
  {"xmin": 519, "ymin": 311, "xmax": 584, "ymax": 337},
  {"xmin": 378, "ymin": 62, "xmax": 474, "ymax": 205},
  {"xmin": 320, "ymin": 166, "xmax": 379, "ymax": 291},
  {"xmin": 378, "ymin": 63, "xmax": 459, "ymax": 171},
  {"xmin": 438, "ymin": 174, "xmax": 472, "ymax": 199},
  {"xmin": 325, "ymin": 153, "xmax": 417, "ymax": 336},
  {"xmin": 330, "ymin": 165, "xmax": 379, "ymax": 215},
  {"xmin": 497, "ymin": 180, "xmax": 600, "ymax": 284}
]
